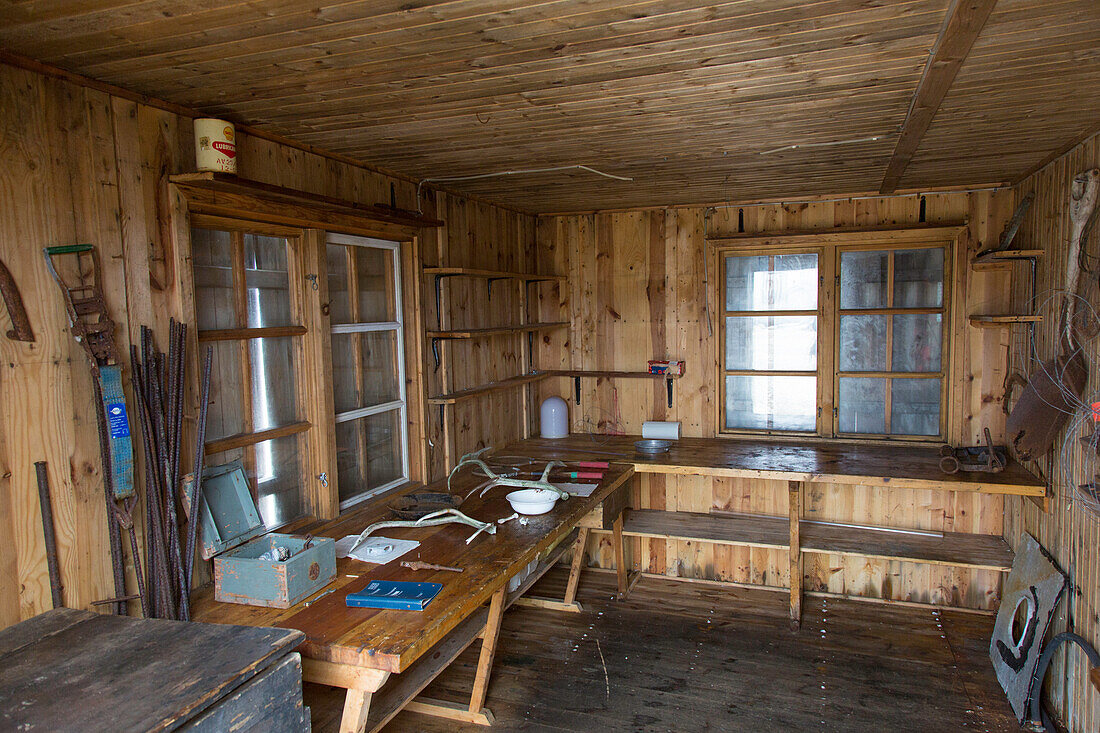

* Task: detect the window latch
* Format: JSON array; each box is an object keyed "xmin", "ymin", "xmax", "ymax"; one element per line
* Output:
[
  {"xmin": 305, "ymin": 273, "xmax": 318, "ymax": 291},
  {"xmin": 316, "ymin": 472, "xmax": 329, "ymax": 489}
]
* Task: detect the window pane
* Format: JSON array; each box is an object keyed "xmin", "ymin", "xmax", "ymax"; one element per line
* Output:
[
  {"xmin": 332, "ymin": 332, "xmax": 401, "ymax": 413},
  {"xmin": 206, "ymin": 341, "xmax": 245, "ymax": 440},
  {"xmin": 839, "ymin": 315, "xmax": 887, "ymax": 371},
  {"xmin": 355, "ymin": 246, "xmax": 396, "ymax": 322},
  {"xmin": 191, "ymin": 228, "xmax": 235, "ymax": 331},
  {"xmin": 205, "ymin": 337, "xmax": 301, "ymax": 442},
  {"xmin": 336, "ymin": 410, "xmax": 404, "ymax": 502},
  {"xmin": 725, "ymin": 254, "xmax": 817, "ymax": 311},
  {"xmin": 891, "ymin": 378, "xmax": 941, "ymax": 436},
  {"xmin": 326, "ymin": 245, "xmax": 352, "ymax": 324},
  {"xmin": 892, "ymin": 314, "xmax": 942, "ymax": 372},
  {"xmin": 207, "ymin": 434, "xmax": 303, "ymax": 528},
  {"xmin": 725, "ymin": 375, "xmax": 815, "ymax": 431},
  {"xmin": 838, "ymin": 377, "xmax": 886, "ymax": 434},
  {"xmin": 726, "ymin": 316, "xmax": 816, "ymax": 371},
  {"xmin": 249, "ymin": 337, "xmax": 300, "ymax": 429},
  {"xmin": 840, "ymin": 251, "xmax": 888, "ymax": 309},
  {"xmin": 243, "ymin": 234, "xmax": 293, "ymax": 328},
  {"xmin": 893, "ymin": 248, "xmax": 944, "ymax": 308}
]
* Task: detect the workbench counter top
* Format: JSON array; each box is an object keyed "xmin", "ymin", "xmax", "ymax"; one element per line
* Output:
[
  {"xmin": 191, "ymin": 462, "xmax": 634, "ymax": 673},
  {"xmin": 499, "ymin": 435, "xmax": 1044, "ymax": 496}
]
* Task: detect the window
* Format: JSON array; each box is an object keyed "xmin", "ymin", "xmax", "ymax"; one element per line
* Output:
[
  {"xmin": 326, "ymin": 233, "xmax": 409, "ymax": 508},
  {"xmin": 720, "ymin": 239, "xmax": 949, "ymax": 440},
  {"xmin": 192, "ymin": 226, "xmax": 309, "ymax": 527}
]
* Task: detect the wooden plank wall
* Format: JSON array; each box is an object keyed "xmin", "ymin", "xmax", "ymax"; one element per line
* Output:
[
  {"xmin": 1003, "ymin": 131, "xmax": 1100, "ymax": 733},
  {"xmin": 0, "ymin": 61, "xmax": 535, "ymax": 629},
  {"xmin": 536, "ymin": 190, "xmax": 1016, "ymax": 610}
]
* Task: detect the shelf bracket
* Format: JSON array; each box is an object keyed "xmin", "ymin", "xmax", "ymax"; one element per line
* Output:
[
  {"xmin": 487, "ymin": 276, "xmax": 509, "ymax": 301},
  {"xmin": 431, "ymin": 337, "xmax": 441, "ymax": 371},
  {"xmin": 433, "ymin": 274, "xmax": 445, "ymax": 329},
  {"xmin": 667, "ymin": 378, "xmax": 674, "ymax": 408},
  {"xmin": 574, "ymin": 376, "xmax": 581, "ymax": 405},
  {"xmin": 527, "ymin": 331, "xmax": 534, "ymax": 367}
]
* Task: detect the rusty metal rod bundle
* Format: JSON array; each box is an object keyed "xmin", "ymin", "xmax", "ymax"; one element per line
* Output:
[
  {"xmin": 182, "ymin": 346, "xmax": 213, "ymax": 620},
  {"xmin": 130, "ymin": 320, "xmax": 208, "ymax": 621}
]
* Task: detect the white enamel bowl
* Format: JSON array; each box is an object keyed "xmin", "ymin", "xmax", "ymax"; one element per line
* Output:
[{"xmin": 505, "ymin": 488, "xmax": 560, "ymax": 515}]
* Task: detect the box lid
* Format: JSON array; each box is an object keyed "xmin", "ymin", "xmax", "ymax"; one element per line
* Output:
[{"xmin": 194, "ymin": 461, "xmax": 267, "ymax": 560}]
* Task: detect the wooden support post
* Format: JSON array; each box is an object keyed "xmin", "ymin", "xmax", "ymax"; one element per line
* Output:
[
  {"xmin": 301, "ymin": 659, "xmax": 390, "ymax": 733},
  {"xmin": 564, "ymin": 526, "xmax": 590, "ymax": 606},
  {"xmin": 468, "ymin": 587, "xmax": 506, "ymax": 716},
  {"xmin": 613, "ymin": 512, "xmax": 629, "ymax": 599},
  {"xmin": 340, "ymin": 690, "xmax": 373, "ymax": 733},
  {"xmin": 789, "ymin": 480, "xmax": 803, "ymax": 631}
]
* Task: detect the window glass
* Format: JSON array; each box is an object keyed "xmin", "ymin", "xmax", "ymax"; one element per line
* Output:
[
  {"xmin": 838, "ymin": 377, "xmax": 886, "ymax": 434},
  {"xmin": 893, "ymin": 248, "xmax": 944, "ymax": 308},
  {"xmin": 725, "ymin": 254, "xmax": 817, "ymax": 311},
  {"xmin": 725, "ymin": 316, "xmax": 816, "ymax": 371},
  {"xmin": 890, "ymin": 379, "xmax": 941, "ymax": 436},
  {"xmin": 892, "ymin": 314, "xmax": 942, "ymax": 372},
  {"xmin": 244, "ymin": 234, "xmax": 292, "ymax": 328},
  {"xmin": 331, "ymin": 332, "xmax": 401, "ymax": 413},
  {"xmin": 336, "ymin": 410, "xmax": 404, "ymax": 503},
  {"xmin": 839, "ymin": 315, "xmax": 887, "ymax": 372},
  {"xmin": 840, "ymin": 251, "xmax": 888, "ymax": 309},
  {"xmin": 725, "ymin": 375, "xmax": 816, "ymax": 432},
  {"xmin": 207, "ymin": 434, "xmax": 303, "ymax": 528}
]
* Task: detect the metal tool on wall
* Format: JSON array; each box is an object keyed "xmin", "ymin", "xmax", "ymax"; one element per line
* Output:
[
  {"xmin": 0, "ymin": 257, "xmax": 34, "ymax": 342},
  {"xmin": 44, "ymin": 243, "xmax": 141, "ymax": 615},
  {"xmin": 1005, "ymin": 169, "xmax": 1100, "ymax": 461},
  {"xmin": 34, "ymin": 462, "xmax": 63, "ymax": 608}
]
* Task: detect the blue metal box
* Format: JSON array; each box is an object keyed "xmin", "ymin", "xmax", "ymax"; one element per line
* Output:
[{"xmin": 198, "ymin": 461, "xmax": 336, "ymax": 609}]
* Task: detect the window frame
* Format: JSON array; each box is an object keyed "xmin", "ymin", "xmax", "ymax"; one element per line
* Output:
[
  {"xmin": 326, "ymin": 232, "xmax": 411, "ymax": 510},
  {"xmin": 190, "ymin": 217, "xmax": 313, "ymax": 528},
  {"xmin": 714, "ymin": 228, "xmax": 958, "ymax": 443}
]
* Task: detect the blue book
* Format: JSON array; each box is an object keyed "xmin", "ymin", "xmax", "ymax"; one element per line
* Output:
[{"xmin": 346, "ymin": 580, "xmax": 442, "ymax": 611}]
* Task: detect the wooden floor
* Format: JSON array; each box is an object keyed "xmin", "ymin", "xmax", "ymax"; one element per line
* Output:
[{"xmin": 303, "ymin": 568, "xmax": 1017, "ymax": 732}]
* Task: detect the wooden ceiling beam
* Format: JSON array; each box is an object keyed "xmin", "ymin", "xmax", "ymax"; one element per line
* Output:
[{"xmin": 879, "ymin": 0, "xmax": 998, "ymax": 194}]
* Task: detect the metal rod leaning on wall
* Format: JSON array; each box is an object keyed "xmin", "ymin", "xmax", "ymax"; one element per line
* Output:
[
  {"xmin": 182, "ymin": 346, "xmax": 213, "ymax": 621},
  {"xmin": 33, "ymin": 462, "xmax": 63, "ymax": 609}
]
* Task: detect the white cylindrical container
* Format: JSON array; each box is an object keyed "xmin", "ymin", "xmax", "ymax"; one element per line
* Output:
[
  {"xmin": 642, "ymin": 421, "xmax": 681, "ymax": 440},
  {"xmin": 194, "ymin": 118, "xmax": 237, "ymax": 173},
  {"xmin": 540, "ymin": 396, "xmax": 569, "ymax": 439}
]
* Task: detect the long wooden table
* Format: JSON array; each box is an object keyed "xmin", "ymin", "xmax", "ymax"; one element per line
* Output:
[
  {"xmin": 502, "ymin": 435, "xmax": 1046, "ymax": 495},
  {"xmin": 500, "ymin": 434, "xmax": 1044, "ymax": 629},
  {"xmin": 192, "ymin": 462, "xmax": 633, "ymax": 733}
]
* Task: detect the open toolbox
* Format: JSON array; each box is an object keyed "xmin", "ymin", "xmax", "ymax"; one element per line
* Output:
[{"xmin": 196, "ymin": 461, "xmax": 336, "ymax": 609}]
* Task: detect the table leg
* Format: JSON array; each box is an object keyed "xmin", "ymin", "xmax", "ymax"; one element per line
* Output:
[
  {"xmin": 613, "ymin": 512, "xmax": 630, "ymax": 599},
  {"xmin": 789, "ymin": 480, "xmax": 803, "ymax": 631},
  {"xmin": 340, "ymin": 689, "xmax": 373, "ymax": 733},
  {"xmin": 468, "ymin": 587, "xmax": 506, "ymax": 716},
  {"xmin": 563, "ymin": 526, "xmax": 590, "ymax": 606},
  {"xmin": 301, "ymin": 658, "xmax": 389, "ymax": 733}
]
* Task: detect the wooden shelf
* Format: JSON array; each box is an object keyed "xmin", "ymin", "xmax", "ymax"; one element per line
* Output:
[
  {"xmin": 971, "ymin": 249, "xmax": 1045, "ymax": 270},
  {"xmin": 546, "ymin": 369, "xmax": 682, "ymax": 379},
  {"xmin": 614, "ymin": 509, "xmax": 1013, "ymax": 571},
  {"xmin": 423, "ymin": 267, "xmax": 566, "ymax": 282},
  {"xmin": 426, "ymin": 322, "xmax": 569, "ymax": 339},
  {"xmin": 168, "ymin": 172, "xmax": 442, "ymax": 230},
  {"xmin": 427, "ymin": 372, "xmax": 549, "ymax": 405},
  {"xmin": 969, "ymin": 314, "xmax": 1042, "ymax": 328}
]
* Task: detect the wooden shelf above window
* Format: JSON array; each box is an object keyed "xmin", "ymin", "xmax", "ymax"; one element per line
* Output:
[
  {"xmin": 427, "ymin": 372, "xmax": 549, "ymax": 405},
  {"xmin": 971, "ymin": 249, "xmax": 1045, "ymax": 270},
  {"xmin": 422, "ymin": 267, "xmax": 566, "ymax": 282},
  {"xmin": 611, "ymin": 509, "xmax": 1014, "ymax": 571},
  {"xmin": 426, "ymin": 322, "xmax": 569, "ymax": 339},
  {"xmin": 968, "ymin": 314, "xmax": 1042, "ymax": 328},
  {"xmin": 169, "ymin": 171, "xmax": 443, "ymax": 234}
]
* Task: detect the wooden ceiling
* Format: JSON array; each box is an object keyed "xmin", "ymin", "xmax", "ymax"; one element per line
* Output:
[{"xmin": 1, "ymin": 0, "xmax": 1098, "ymax": 213}]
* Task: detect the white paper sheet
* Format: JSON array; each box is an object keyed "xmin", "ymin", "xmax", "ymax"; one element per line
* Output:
[
  {"xmin": 335, "ymin": 535, "xmax": 420, "ymax": 564},
  {"xmin": 553, "ymin": 481, "xmax": 599, "ymax": 498}
]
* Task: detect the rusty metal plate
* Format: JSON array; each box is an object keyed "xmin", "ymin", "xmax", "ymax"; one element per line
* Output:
[{"xmin": 989, "ymin": 533, "xmax": 1067, "ymax": 720}]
